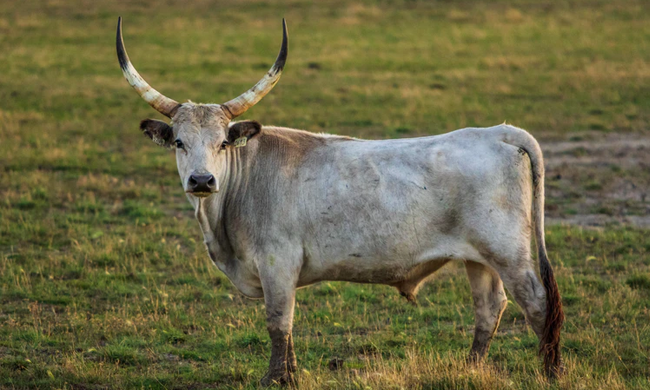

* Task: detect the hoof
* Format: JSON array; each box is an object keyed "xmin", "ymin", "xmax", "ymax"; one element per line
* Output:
[
  {"xmin": 260, "ymin": 371, "xmax": 291, "ymax": 387},
  {"xmin": 399, "ymin": 291, "xmax": 418, "ymax": 306},
  {"xmin": 466, "ymin": 351, "xmax": 485, "ymax": 365},
  {"xmin": 545, "ymin": 359, "xmax": 565, "ymax": 380},
  {"xmin": 328, "ymin": 357, "xmax": 344, "ymax": 371}
]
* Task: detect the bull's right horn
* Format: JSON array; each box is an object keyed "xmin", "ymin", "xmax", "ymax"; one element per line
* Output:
[
  {"xmin": 116, "ymin": 17, "xmax": 181, "ymax": 118},
  {"xmin": 221, "ymin": 19, "xmax": 288, "ymax": 119}
]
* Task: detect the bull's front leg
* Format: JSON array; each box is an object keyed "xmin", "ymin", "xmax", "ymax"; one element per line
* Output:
[{"xmin": 259, "ymin": 270, "xmax": 297, "ymax": 387}]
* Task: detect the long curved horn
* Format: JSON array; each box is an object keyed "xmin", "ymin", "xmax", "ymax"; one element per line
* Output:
[
  {"xmin": 116, "ymin": 17, "xmax": 180, "ymax": 118},
  {"xmin": 221, "ymin": 19, "xmax": 288, "ymax": 119}
]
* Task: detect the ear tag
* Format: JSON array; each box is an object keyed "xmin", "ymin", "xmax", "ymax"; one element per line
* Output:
[{"xmin": 234, "ymin": 137, "xmax": 247, "ymax": 148}]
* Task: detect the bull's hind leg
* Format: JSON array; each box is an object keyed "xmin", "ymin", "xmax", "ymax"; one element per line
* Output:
[
  {"xmin": 501, "ymin": 265, "xmax": 564, "ymax": 378},
  {"xmin": 473, "ymin": 225, "xmax": 562, "ymax": 376},
  {"xmin": 496, "ymin": 263, "xmax": 547, "ymax": 341},
  {"xmin": 488, "ymin": 248, "xmax": 562, "ymax": 370},
  {"xmin": 465, "ymin": 261, "xmax": 508, "ymax": 363}
]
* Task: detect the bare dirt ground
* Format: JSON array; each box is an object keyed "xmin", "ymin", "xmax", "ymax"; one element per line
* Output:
[{"xmin": 541, "ymin": 131, "xmax": 650, "ymax": 227}]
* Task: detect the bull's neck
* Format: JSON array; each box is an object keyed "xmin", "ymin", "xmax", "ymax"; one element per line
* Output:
[{"xmin": 192, "ymin": 146, "xmax": 251, "ymax": 272}]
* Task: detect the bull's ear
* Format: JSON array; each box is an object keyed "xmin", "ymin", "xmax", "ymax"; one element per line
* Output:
[
  {"xmin": 227, "ymin": 120, "xmax": 261, "ymax": 146},
  {"xmin": 140, "ymin": 119, "xmax": 174, "ymax": 148}
]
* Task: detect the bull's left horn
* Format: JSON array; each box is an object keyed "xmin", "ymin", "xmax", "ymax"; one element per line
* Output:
[
  {"xmin": 221, "ymin": 19, "xmax": 288, "ymax": 119},
  {"xmin": 116, "ymin": 17, "xmax": 180, "ymax": 118}
]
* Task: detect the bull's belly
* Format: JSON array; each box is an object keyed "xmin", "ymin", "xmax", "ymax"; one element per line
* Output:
[
  {"xmin": 299, "ymin": 256, "xmax": 412, "ymax": 286},
  {"xmin": 296, "ymin": 235, "xmax": 473, "ymax": 288}
]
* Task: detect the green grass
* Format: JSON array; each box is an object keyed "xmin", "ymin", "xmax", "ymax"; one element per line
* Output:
[{"xmin": 1, "ymin": 0, "xmax": 649, "ymax": 389}]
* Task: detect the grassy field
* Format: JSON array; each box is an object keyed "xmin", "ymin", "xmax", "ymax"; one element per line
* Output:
[{"xmin": 1, "ymin": 0, "xmax": 649, "ymax": 388}]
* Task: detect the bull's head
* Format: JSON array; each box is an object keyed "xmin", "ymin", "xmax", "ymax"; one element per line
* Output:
[{"xmin": 116, "ymin": 17, "xmax": 287, "ymax": 197}]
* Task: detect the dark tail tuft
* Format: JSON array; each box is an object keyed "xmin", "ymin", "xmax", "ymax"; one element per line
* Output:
[{"xmin": 538, "ymin": 248, "xmax": 564, "ymax": 378}]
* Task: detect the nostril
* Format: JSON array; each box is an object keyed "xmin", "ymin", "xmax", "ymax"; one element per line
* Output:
[{"xmin": 188, "ymin": 174, "xmax": 216, "ymax": 193}]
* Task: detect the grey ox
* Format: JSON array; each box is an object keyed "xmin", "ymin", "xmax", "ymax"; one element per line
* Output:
[{"xmin": 116, "ymin": 18, "xmax": 564, "ymax": 386}]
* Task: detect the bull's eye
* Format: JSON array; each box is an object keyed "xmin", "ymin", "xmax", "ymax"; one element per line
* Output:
[
  {"xmin": 221, "ymin": 140, "xmax": 230, "ymax": 149},
  {"xmin": 174, "ymin": 139, "xmax": 184, "ymax": 149}
]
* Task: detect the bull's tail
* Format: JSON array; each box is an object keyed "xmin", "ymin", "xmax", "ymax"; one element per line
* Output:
[{"xmin": 501, "ymin": 125, "xmax": 564, "ymax": 378}]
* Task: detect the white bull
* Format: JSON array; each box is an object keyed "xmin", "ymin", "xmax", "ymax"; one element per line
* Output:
[{"xmin": 116, "ymin": 17, "xmax": 564, "ymax": 386}]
